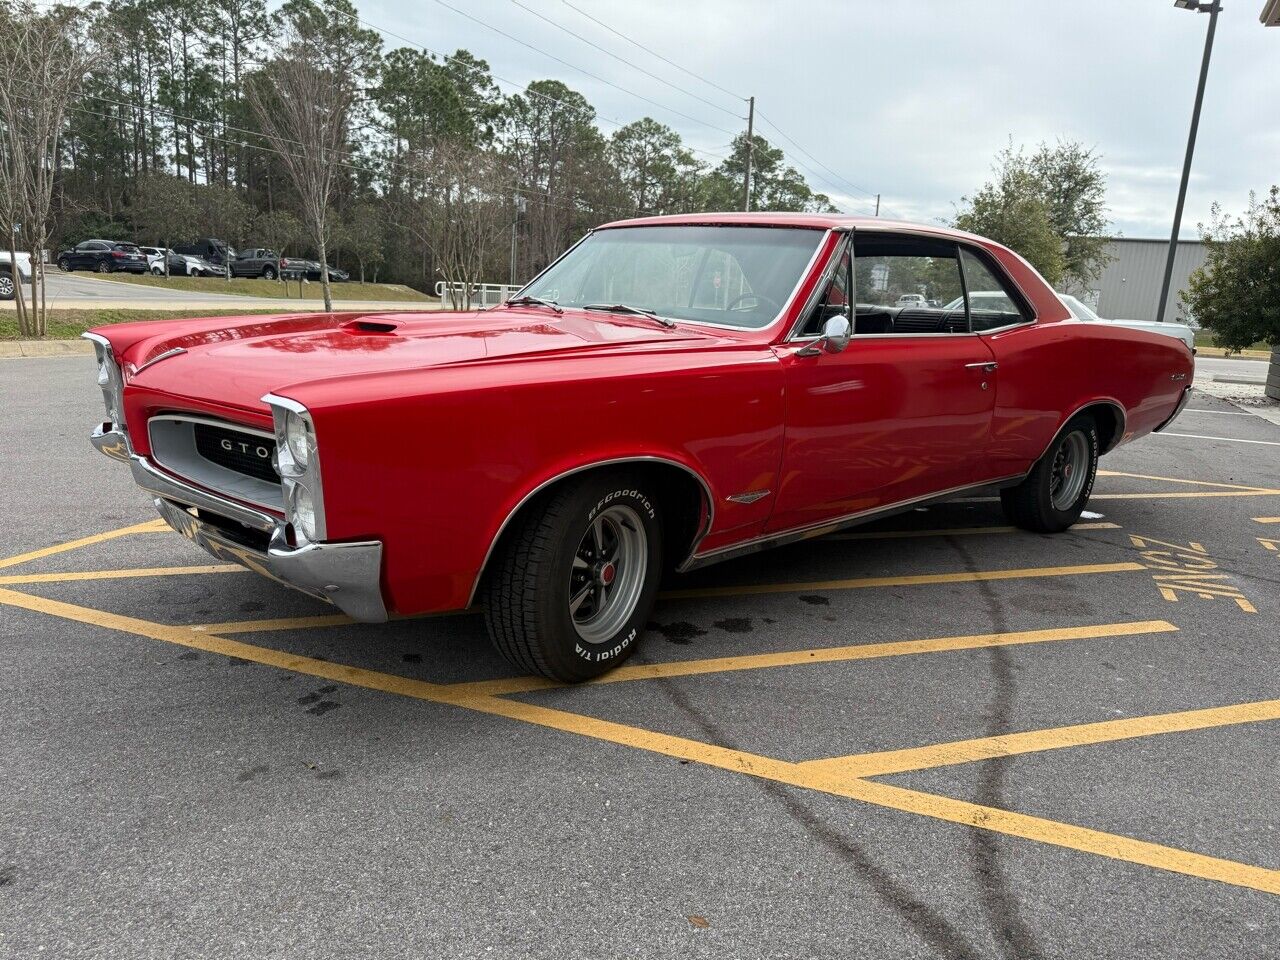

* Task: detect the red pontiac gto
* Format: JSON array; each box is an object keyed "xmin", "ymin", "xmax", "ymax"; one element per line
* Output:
[{"xmin": 85, "ymin": 213, "xmax": 1194, "ymax": 680}]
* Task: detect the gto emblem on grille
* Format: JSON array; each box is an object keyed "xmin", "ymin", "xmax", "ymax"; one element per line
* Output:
[{"xmin": 221, "ymin": 437, "xmax": 273, "ymax": 460}]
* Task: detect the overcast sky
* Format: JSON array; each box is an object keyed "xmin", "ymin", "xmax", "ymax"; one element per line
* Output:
[{"xmin": 361, "ymin": 0, "xmax": 1278, "ymax": 237}]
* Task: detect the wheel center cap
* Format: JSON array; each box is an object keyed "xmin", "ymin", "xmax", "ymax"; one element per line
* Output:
[
  {"xmin": 1063, "ymin": 463, "xmax": 1073, "ymax": 478},
  {"xmin": 597, "ymin": 562, "xmax": 617, "ymax": 586}
]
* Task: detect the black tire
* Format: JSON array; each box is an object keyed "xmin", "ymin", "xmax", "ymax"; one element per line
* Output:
[
  {"xmin": 57, "ymin": 257, "xmax": 71, "ymax": 272},
  {"xmin": 1001, "ymin": 414, "xmax": 1099, "ymax": 533},
  {"xmin": 95, "ymin": 260, "xmax": 110, "ymax": 274},
  {"xmin": 0, "ymin": 272, "xmax": 13, "ymax": 300},
  {"xmin": 262, "ymin": 265, "xmax": 277, "ymax": 280},
  {"xmin": 484, "ymin": 473, "xmax": 663, "ymax": 682}
]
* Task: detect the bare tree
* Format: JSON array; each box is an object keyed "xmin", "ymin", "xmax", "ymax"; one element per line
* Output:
[
  {"xmin": 248, "ymin": 22, "xmax": 355, "ymax": 312},
  {"xmin": 397, "ymin": 142, "xmax": 511, "ymax": 309},
  {"xmin": 0, "ymin": 1, "xmax": 96, "ymax": 337}
]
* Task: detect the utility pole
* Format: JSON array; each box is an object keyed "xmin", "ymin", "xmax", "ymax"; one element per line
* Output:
[
  {"xmin": 742, "ymin": 96, "xmax": 754, "ymax": 212},
  {"xmin": 1157, "ymin": 0, "xmax": 1220, "ymax": 324},
  {"xmin": 875, "ymin": 194, "xmax": 881, "ymax": 217}
]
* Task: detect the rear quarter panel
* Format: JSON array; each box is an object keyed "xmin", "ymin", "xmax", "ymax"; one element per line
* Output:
[
  {"xmin": 286, "ymin": 345, "xmax": 785, "ymax": 615},
  {"xmin": 983, "ymin": 319, "xmax": 1193, "ymax": 473}
]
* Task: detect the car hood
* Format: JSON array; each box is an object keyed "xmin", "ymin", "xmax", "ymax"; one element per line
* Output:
[{"xmin": 110, "ymin": 307, "xmax": 719, "ymax": 413}]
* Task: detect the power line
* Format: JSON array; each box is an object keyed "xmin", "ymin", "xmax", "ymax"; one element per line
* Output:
[
  {"xmin": 501, "ymin": 0, "xmax": 744, "ymax": 120},
  {"xmin": 558, "ymin": 0, "xmax": 746, "ymax": 104},
  {"xmin": 755, "ymin": 112, "xmax": 879, "ymax": 203},
  {"xmin": 429, "ymin": 0, "xmax": 738, "ymax": 136}
]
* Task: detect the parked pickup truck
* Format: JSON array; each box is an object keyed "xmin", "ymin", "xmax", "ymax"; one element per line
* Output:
[{"xmin": 230, "ymin": 248, "xmax": 282, "ymax": 280}]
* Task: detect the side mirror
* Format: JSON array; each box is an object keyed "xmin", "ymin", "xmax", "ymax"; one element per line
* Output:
[{"xmin": 821, "ymin": 314, "xmax": 851, "ymax": 353}]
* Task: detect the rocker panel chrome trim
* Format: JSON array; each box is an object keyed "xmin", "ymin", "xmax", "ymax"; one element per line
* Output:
[{"xmin": 679, "ymin": 474, "xmax": 1025, "ymax": 571}]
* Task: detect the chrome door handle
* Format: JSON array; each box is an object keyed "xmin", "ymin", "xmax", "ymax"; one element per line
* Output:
[{"xmin": 965, "ymin": 362, "xmax": 998, "ymax": 372}]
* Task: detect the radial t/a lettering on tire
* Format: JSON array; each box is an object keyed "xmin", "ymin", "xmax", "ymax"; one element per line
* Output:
[
  {"xmin": 1001, "ymin": 414, "xmax": 1099, "ymax": 533},
  {"xmin": 484, "ymin": 473, "xmax": 663, "ymax": 682}
]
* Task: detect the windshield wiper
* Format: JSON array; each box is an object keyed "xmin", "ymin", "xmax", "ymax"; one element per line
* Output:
[
  {"xmin": 504, "ymin": 295, "xmax": 563, "ymax": 314},
  {"xmin": 583, "ymin": 303, "xmax": 676, "ymax": 328}
]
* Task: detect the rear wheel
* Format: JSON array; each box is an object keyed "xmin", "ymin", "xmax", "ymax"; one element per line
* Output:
[
  {"xmin": 95, "ymin": 260, "xmax": 110, "ymax": 274},
  {"xmin": 484, "ymin": 473, "xmax": 663, "ymax": 682},
  {"xmin": 262, "ymin": 265, "xmax": 277, "ymax": 280},
  {"xmin": 1001, "ymin": 414, "xmax": 1099, "ymax": 533}
]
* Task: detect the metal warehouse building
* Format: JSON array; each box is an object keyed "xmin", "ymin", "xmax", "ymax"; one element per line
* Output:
[{"xmin": 1060, "ymin": 238, "xmax": 1207, "ymax": 325}]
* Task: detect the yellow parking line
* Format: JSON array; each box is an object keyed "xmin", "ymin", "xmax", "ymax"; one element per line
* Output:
[
  {"xmin": 1, "ymin": 586, "xmax": 1274, "ymax": 895},
  {"xmin": 1091, "ymin": 490, "xmax": 1280, "ymax": 500},
  {"xmin": 0, "ymin": 519, "xmax": 169, "ymax": 570},
  {"xmin": 453, "ymin": 693, "xmax": 1280, "ymax": 896},
  {"xmin": 659, "ymin": 561, "xmax": 1145, "ymax": 601},
  {"xmin": 825, "ymin": 521, "xmax": 1119, "ymax": 542},
  {"xmin": 190, "ymin": 614, "xmax": 355, "ymax": 634},
  {"xmin": 451, "ymin": 620, "xmax": 1178, "ymax": 698},
  {"xmin": 801, "ymin": 699, "xmax": 1280, "ymax": 779},
  {"xmin": 1096, "ymin": 470, "xmax": 1275, "ymax": 491},
  {"xmin": 1255, "ymin": 517, "xmax": 1280, "ymax": 524},
  {"xmin": 0, "ymin": 564, "xmax": 245, "ymax": 586}
]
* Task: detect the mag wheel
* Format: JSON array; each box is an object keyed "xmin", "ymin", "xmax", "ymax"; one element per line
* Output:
[
  {"xmin": 57, "ymin": 257, "xmax": 71, "ymax": 272},
  {"xmin": 95, "ymin": 260, "xmax": 110, "ymax": 273},
  {"xmin": 0, "ymin": 273, "xmax": 13, "ymax": 300},
  {"xmin": 484, "ymin": 473, "xmax": 663, "ymax": 682},
  {"xmin": 263, "ymin": 265, "xmax": 277, "ymax": 280},
  {"xmin": 1001, "ymin": 414, "xmax": 1099, "ymax": 533}
]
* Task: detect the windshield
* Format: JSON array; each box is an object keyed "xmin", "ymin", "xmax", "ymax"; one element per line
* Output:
[
  {"xmin": 519, "ymin": 225, "xmax": 826, "ymax": 329},
  {"xmin": 1059, "ymin": 294, "xmax": 1101, "ymax": 321}
]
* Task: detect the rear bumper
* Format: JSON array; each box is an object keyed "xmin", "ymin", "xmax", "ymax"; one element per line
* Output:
[{"xmin": 91, "ymin": 422, "xmax": 387, "ymax": 622}]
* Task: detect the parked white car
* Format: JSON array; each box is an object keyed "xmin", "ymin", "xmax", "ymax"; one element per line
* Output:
[
  {"xmin": 0, "ymin": 251, "xmax": 33, "ymax": 300},
  {"xmin": 1056, "ymin": 293, "xmax": 1196, "ymax": 353},
  {"xmin": 895, "ymin": 293, "xmax": 928, "ymax": 307}
]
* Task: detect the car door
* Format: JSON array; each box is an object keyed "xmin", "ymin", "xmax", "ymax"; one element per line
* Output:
[
  {"xmin": 70, "ymin": 242, "xmax": 94, "ymax": 269},
  {"xmin": 767, "ymin": 231, "xmax": 999, "ymax": 534}
]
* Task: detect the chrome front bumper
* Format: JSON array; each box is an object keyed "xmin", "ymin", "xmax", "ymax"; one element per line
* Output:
[{"xmin": 92, "ymin": 422, "xmax": 387, "ymax": 622}]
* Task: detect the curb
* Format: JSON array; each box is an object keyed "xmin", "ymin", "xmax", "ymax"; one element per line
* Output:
[{"xmin": 0, "ymin": 339, "xmax": 94, "ymax": 358}]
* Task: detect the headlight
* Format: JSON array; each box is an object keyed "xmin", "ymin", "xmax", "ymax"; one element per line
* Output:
[
  {"xmin": 285, "ymin": 410, "xmax": 312, "ymax": 469},
  {"xmin": 264, "ymin": 393, "xmax": 327, "ymax": 542},
  {"xmin": 290, "ymin": 483, "xmax": 318, "ymax": 541},
  {"xmin": 84, "ymin": 333, "xmax": 123, "ymax": 426}
]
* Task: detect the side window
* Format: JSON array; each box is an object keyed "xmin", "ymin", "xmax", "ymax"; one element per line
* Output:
[
  {"xmin": 852, "ymin": 234, "xmax": 967, "ymax": 335},
  {"xmin": 960, "ymin": 248, "xmax": 1030, "ymax": 331}
]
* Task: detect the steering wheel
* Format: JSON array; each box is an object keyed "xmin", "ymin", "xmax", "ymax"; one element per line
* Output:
[{"xmin": 726, "ymin": 293, "xmax": 782, "ymax": 314}]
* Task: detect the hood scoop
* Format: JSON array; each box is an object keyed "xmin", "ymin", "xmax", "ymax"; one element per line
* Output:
[{"xmin": 342, "ymin": 317, "xmax": 401, "ymax": 335}]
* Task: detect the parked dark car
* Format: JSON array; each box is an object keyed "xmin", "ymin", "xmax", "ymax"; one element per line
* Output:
[
  {"xmin": 229, "ymin": 248, "xmax": 282, "ymax": 279},
  {"xmin": 326, "ymin": 265, "xmax": 349, "ymax": 282},
  {"xmin": 57, "ymin": 240, "xmax": 149, "ymax": 274},
  {"xmin": 279, "ymin": 257, "xmax": 323, "ymax": 281},
  {"xmin": 172, "ymin": 238, "xmax": 234, "ymax": 266}
]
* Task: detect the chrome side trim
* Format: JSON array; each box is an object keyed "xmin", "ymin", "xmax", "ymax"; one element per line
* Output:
[
  {"xmin": 680, "ymin": 474, "xmax": 1025, "ymax": 571},
  {"xmin": 133, "ymin": 347, "xmax": 186, "ymax": 374},
  {"xmin": 466, "ymin": 455, "xmax": 717, "ymax": 608}
]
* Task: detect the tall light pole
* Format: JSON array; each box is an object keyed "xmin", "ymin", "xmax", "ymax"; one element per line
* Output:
[
  {"xmin": 742, "ymin": 96, "xmax": 755, "ymax": 212},
  {"xmin": 1156, "ymin": 0, "xmax": 1221, "ymax": 325}
]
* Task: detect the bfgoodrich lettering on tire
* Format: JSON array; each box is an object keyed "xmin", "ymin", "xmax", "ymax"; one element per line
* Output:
[
  {"xmin": 484, "ymin": 472, "xmax": 663, "ymax": 682},
  {"xmin": 1001, "ymin": 414, "xmax": 1099, "ymax": 533}
]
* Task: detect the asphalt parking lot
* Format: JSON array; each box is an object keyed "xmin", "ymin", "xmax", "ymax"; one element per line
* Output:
[{"xmin": 1, "ymin": 356, "xmax": 1277, "ymax": 959}]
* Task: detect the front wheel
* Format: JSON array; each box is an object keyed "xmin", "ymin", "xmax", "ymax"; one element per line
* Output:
[
  {"xmin": 1001, "ymin": 414, "xmax": 1099, "ymax": 533},
  {"xmin": 484, "ymin": 473, "xmax": 663, "ymax": 682},
  {"xmin": 0, "ymin": 273, "xmax": 13, "ymax": 300},
  {"xmin": 57, "ymin": 257, "xmax": 71, "ymax": 272}
]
